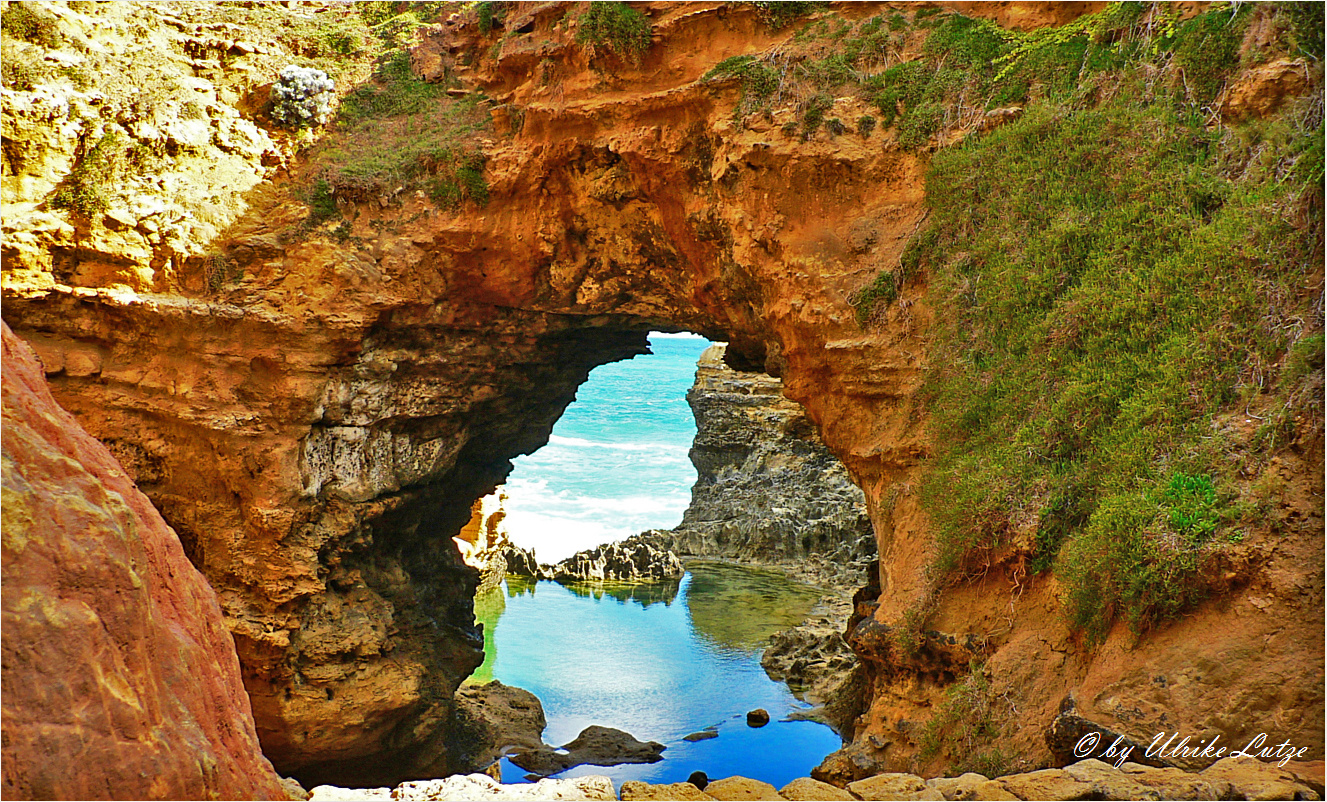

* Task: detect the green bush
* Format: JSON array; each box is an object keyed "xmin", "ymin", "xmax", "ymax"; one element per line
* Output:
[
  {"xmin": 703, "ymin": 55, "xmax": 780, "ymax": 115},
  {"xmin": 1168, "ymin": 7, "xmax": 1248, "ymax": 106},
  {"xmin": 50, "ymin": 131, "xmax": 125, "ymax": 216},
  {"xmin": 577, "ymin": 2, "xmax": 652, "ymax": 62},
  {"xmin": 857, "ymin": 114, "xmax": 876, "ymax": 137},
  {"xmin": 916, "ymin": 87, "xmax": 1320, "ymax": 638},
  {"xmin": 2, "ymin": 3, "xmax": 64, "ymax": 48},
  {"xmin": 477, "ymin": 1, "xmax": 502, "ymax": 35},
  {"xmin": 744, "ymin": 1, "xmax": 824, "ymax": 31},
  {"xmin": 800, "ymin": 92, "xmax": 833, "ymax": 137}
]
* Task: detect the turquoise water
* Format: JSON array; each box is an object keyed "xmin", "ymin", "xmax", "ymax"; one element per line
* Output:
[
  {"xmin": 501, "ymin": 332, "xmax": 713, "ymax": 563},
  {"xmin": 477, "ymin": 562, "xmax": 842, "ymax": 790},
  {"xmin": 480, "ymin": 332, "xmax": 842, "ymax": 789}
]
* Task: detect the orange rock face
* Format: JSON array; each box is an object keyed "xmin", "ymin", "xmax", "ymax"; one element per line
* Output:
[{"xmin": 0, "ymin": 323, "xmax": 287, "ymax": 800}]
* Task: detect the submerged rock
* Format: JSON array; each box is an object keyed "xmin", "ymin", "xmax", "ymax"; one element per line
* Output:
[
  {"xmin": 683, "ymin": 729, "xmax": 719, "ymax": 742},
  {"xmin": 550, "ymin": 535, "xmax": 684, "ymax": 583},
  {"xmin": 509, "ymin": 725, "xmax": 666, "ymax": 777}
]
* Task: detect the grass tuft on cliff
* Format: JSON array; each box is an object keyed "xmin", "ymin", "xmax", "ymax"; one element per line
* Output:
[
  {"xmin": 905, "ymin": 5, "xmax": 1323, "ymax": 643},
  {"xmin": 577, "ymin": 2, "xmax": 652, "ymax": 63},
  {"xmin": 297, "ymin": 2, "xmax": 490, "ymax": 231}
]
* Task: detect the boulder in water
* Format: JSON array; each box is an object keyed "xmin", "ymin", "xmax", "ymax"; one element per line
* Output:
[
  {"xmin": 746, "ymin": 708, "xmax": 770, "ymax": 727},
  {"xmin": 509, "ymin": 725, "xmax": 665, "ymax": 777}
]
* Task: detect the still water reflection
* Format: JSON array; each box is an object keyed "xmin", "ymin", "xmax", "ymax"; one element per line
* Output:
[{"xmin": 470, "ymin": 562, "xmax": 842, "ymax": 790}]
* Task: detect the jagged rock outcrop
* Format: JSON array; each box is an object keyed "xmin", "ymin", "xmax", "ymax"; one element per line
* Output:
[
  {"xmin": 1, "ymin": 0, "xmax": 1321, "ymax": 787},
  {"xmin": 667, "ymin": 343, "xmax": 876, "ymax": 576},
  {"xmin": 510, "ymin": 726, "xmax": 666, "ymax": 778},
  {"xmin": 0, "ymin": 323, "xmax": 288, "ymax": 800},
  {"xmin": 550, "ymin": 532, "xmax": 685, "ymax": 583},
  {"xmin": 446, "ymin": 680, "xmax": 549, "ymax": 774},
  {"xmin": 761, "ymin": 622, "xmax": 863, "ymax": 735}
]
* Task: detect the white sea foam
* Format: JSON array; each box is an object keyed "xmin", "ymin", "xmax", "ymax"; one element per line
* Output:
[
  {"xmin": 547, "ymin": 434, "xmax": 690, "ymax": 454},
  {"xmin": 648, "ymin": 331, "xmax": 714, "ymax": 340}
]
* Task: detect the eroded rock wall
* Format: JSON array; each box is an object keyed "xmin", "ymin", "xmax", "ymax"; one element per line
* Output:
[
  {"xmin": 0, "ymin": 322, "xmax": 288, "ymax": 800},
  {"xmin": 669, "ymin": 342, "xmax": 876, "ymax": 573}
]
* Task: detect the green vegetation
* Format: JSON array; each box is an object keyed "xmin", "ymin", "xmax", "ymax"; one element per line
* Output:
[
  {"xmin": 742, "ymin": 1, "xmax": 825, "ymax": 31},
  {"xmin": 702, "ymin": 55, "xmax": 781, "ymax": 117},
  {"xmin": 2, "ymin": 2, "xmax": 64, "ymax": 48},
  {"xmin": 919, "ymin": 662, "xmax": 1013, "ymax": 777},
  {"xmin": 905, "ymin": 17, "xmax": 1322, "ymax": 640},
  {"xmin": 299, "ymin": 4, "xmax": 491, "ymax": 231},
  {"xmin": 50, "ymin": 131, "xmax": 126, "ymax": 216},
  {"xmin": 576, "ymin": 2, "xmax": 652, "ymax": 63},
  {"xmin": 477, "ymin": 1, "xmax": 502, "ymax": 35}
]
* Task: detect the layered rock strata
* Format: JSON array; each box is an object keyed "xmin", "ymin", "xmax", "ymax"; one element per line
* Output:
[
  {"xmin": 1, "ymin": 0, "xmax": 1321, "ymax": 787},
  {"xmin": 0, "ymin": 323, "xmax": 287, "ymax": 800},
  {"xmin": 667, "ymin": 343, "xmax": 876, "ymax": 578}
]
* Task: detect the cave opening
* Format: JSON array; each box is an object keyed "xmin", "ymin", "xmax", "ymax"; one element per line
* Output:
[{"xmin": 452, "ymin": 330, "xmax": 847, "ymax": 791}]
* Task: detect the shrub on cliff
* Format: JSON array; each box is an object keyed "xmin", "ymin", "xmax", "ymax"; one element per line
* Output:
[
  {"xmin": 913, "ymin": 53, "xmax": 1322, "ymax": 642},
  {"xmin": 271, "ymin": 65, "xmax": 337, "ymax": 128},
  {"xmin": 576, "ymin": 2, "xmax": 652, "ymax": 63}
]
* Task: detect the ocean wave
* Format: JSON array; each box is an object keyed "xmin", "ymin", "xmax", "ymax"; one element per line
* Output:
[
  {"xmin": 648, "ymin": 331, "xmax": 715, "ymax": 340},
  {"xmin": 547, "ymin": 435, "xmax": 690, "ymax": 454}
]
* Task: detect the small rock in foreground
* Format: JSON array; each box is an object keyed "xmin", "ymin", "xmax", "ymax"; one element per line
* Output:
[
  {"xmin": 684, "ymin": 730, "xmax": 719, "ymax": 742},
  {"xmin": 778, "ymin": 777, "xmax": 853, "ymax": 800},
  {"xmin": 746, "ymin": 708, "xmax": 770, "ymax": 727},
  {"xmin": 704, "ymin": 776, "xmax": 782, "ymax": 800},
  {"xmin": 621, "ymin": 780, "xmax": 714, "ymax": 801},
  {"xmin": 309, "ymin": 773, "xmax": 615, "ymax": 801}
]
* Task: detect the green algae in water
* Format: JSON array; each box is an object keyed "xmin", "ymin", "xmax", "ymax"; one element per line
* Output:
[{"xmin": 684, "ymin": 561, "xmax": 823, "ymax": 650}]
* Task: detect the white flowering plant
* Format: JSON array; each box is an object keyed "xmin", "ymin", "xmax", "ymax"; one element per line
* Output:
[{"xmin": 271, "ymin": 65, "xmax": 336, "ymax": 128}]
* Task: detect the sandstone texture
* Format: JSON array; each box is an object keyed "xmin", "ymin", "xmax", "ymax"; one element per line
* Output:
[
  {"xmin": 1, "ymin": 0, "xmax": 1321, "ymax": 788},
  {"xmin": 621, "ymin": 781, "xmax": 717, "ymax": 801},
  {"xmin": 703, "ymin": 776, "xmax": 784, "ymax": 801},
  {"xmin": 0, "ymin": 323, "xmax": 287, "ymax": 800}
]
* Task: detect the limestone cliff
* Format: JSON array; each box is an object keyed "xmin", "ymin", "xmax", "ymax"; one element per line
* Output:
[
  {"xmin": 1, "ymin": 0, "xmax": 1321, "ymax": 790},
  {"xmin": 669, "ymin": 342, "xmax": 876, "ymax": 575},
  {"xmin": 1, "ymin": 322, "xmax": 288, "ymax": 800}
]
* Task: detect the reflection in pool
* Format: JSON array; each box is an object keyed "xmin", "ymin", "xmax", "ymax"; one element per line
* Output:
[{"xmin": 470, "ymin": 561, "xmax": 842, "ymax": 790}]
